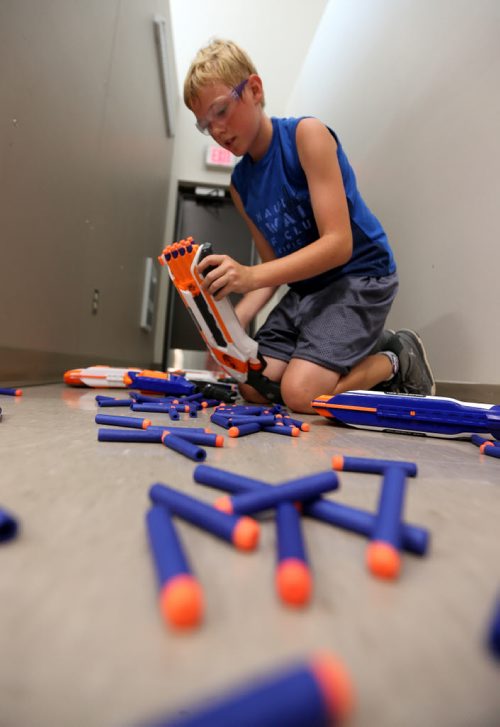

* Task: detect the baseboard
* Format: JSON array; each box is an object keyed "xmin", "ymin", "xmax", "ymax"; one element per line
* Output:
[{"xmin": 435, "ymin": 381, "xmax": 500, "ymax": 404}]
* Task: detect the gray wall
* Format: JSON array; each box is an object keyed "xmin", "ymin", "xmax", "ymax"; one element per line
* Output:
[{"xmin": 0, "ymin": 0, "xmax": 176, "ymax": 384}]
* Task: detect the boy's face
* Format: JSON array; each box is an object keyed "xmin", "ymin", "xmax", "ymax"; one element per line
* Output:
[{"xmin": 191, "ymin": 77, "xmax": 262, "ymax": 157}]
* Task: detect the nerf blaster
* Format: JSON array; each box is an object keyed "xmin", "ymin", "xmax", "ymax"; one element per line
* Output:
[
  {"xmin": 63, "ymin": 366, "xmax": 196, "ymax": 397},
  {"xmin": 311, "ymin": 390, "xmax": 500, "ymax": 439},
  {"xmin": 158, "ymin": 238, "xmax": 281, "ymax": 403}
]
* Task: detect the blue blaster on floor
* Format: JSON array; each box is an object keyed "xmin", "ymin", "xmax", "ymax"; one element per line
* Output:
[{"xmin": 311, "ymin": 390, "xmax": 500, "ymax": 439}]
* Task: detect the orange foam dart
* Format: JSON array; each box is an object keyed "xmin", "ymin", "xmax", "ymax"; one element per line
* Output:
[{"xmin": 146, "ymin": 505, "xmax": 204, "ymax": 630}]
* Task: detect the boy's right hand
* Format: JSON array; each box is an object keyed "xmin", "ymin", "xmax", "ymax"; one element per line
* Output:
[{"xmin": 197, "ymin": 253, "xmax": 255, "ymax": 300}]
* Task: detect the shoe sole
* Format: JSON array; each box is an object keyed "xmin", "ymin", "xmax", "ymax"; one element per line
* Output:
[{"xmin": 397, "ymin": 328, "xmax": 436, "ymax": 395}]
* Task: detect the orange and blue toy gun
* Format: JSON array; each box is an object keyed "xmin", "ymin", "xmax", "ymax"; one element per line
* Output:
[
  {"xmin": 63, "ymin": 366, "xmax": 196, "ymax": 397},
  {"xmin": 312, "ymin": 390, "xmax": 500, "ymax": 439},
  {"xmin": 158, "ymin": 238, "xmax": 282, "ymax": 403}
]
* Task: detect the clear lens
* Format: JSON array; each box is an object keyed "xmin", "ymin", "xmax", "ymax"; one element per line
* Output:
[{"xmin": 194, "ymin": 80, "xmax": 247, "ymax": 136}]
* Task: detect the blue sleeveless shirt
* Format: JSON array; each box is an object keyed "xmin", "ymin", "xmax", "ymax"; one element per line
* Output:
[{"xmin": 231, "ymin": 116, "xmax": 396, "ymax": 294}]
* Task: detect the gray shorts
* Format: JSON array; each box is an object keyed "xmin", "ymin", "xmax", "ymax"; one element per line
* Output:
[{"xmin": 255, "ymin": 273, "xmax": 399, "ymax": 376}]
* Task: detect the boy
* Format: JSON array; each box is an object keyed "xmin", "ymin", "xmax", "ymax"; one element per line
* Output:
[{"xmin": 183, "ymin": 39, "xmax": 434, "ymax": 413}]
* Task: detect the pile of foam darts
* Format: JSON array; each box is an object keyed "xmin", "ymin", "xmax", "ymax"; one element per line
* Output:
[
  {"xmin": 95, "ymin": 390, "xmax": 225, "ymax": 462},
  {"xmin": 144, "ymin": 455, "xmax": 430, "ymax": 633},
  {"xmin": 95, "ymin": 396, "xmax": 310, "ymax": 462},
  {"xmin": 209, "ymin": 402, "xmax": 310, "ymax": 437}
]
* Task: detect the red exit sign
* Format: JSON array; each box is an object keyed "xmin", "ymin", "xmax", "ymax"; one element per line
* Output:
[{"xmin": 205, "ymin": 145, "xmax": 237, "ymax": 170}]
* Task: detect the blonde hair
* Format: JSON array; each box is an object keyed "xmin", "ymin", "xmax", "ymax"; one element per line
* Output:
[{"xmin": 183, "ymin": 39, "xmax": 263, "ymax": 109}]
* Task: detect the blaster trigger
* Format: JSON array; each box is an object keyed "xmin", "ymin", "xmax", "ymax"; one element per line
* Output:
[{"xmin": 197, "ymin": 242, "xmax": 218, "ymax": 277}]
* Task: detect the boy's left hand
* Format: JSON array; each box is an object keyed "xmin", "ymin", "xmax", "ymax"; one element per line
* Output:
[{"xmin": 197, "ymin": 254, "xmax": 254, "ymax": 300}]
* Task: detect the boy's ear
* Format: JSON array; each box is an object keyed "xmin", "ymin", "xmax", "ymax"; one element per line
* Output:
[{"xmin": 247, "ymin": 74, "xmax": 264, "ymax": 104}]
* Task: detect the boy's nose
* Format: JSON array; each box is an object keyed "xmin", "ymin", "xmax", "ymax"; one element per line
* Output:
[{"xmin": 210, "ymin": 119, "xmax": 227, "ymax": 135}]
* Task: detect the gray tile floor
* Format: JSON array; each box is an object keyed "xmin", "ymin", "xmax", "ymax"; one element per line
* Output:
[{"xmin": 1, "ymin": 384, "xmax": 499, "ymax": 727}]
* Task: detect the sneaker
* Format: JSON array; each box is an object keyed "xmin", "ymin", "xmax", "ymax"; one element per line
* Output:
[
  {"xmin": 388, "ymin": 329, "xmax": 435, "ymax": 396},
  {"xmin": 370, "ymin": 329, "xmax": 396, "ymax": 355}
]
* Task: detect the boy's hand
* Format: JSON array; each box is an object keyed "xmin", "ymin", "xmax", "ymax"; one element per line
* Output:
[{"xmin": 197, "ymin": 254, "xmax": 254, "ymax": 300}]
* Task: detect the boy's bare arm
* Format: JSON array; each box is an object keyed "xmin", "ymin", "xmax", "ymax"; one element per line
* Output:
[{"xmin": 234, "ymin": 287, "xmax": 276, "ymax": 329}]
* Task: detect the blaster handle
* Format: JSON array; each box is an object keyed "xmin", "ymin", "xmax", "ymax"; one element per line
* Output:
[{"xmin": 197, "ymin": 242, "xmax": 218, "ymax": 277}]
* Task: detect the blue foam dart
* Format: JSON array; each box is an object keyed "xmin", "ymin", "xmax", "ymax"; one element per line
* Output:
[
  {"xmin": 98, "ymin": 428, "xmax": 163, "ymax": 443},
  {"xmin": 0, "ymin": 387, "xmax": 22, "ymax": 396},
  {"xmin": 95, "ymin": 396, "xmax": 132, "ymax": 408},
  {"xmin": 0, "ymin": 508, "xmax": 19, "ymax": 542},
  {"xmin": 193, "ymin": 465, "xmax": 429, "ymax": 556},
  {"xmin": 366, "ymin": 466, "xmax": 408, "ymax": 580},
  {"xmin": 332, "ymin": 455, "xmax": 417, "ymax": 477},
  {"xmin": 486, "ymin": 595, "xmax": 500, "ymax": 660},
  {"xmin": 146, "ymin": 505, "xmax": 203, "ymax": 630},
  {"xmin": 312, "ymin": 390, "xmax": 500, "ymax": 439},
  {"xmin": 95, "ymin": 414, "xmax": 151, "ymax": 429},
  {"xmin": 275, "ymin": 502, "xmax": 312, "ymax": 607},
  {"xmin": 161, "ymin": 433, "xmax": 207, "ymax": 462},
  {"xmin": 149, "ymin": 484, "xmax": 259, "ymax": 551},
  {"xmin": 483, "ymin": 445, "xmax": 500, "ymax": 460},
  {"xmin": 158, "ymin": 430, "xmax": 224, "ymax": 448},
  {"xmin": 131, "ymin": 403, "xmax": 173, "ymax": 413},
  {"xmin": 98, "ymin": 428, "xmax": 221, "ymax": 446},
  {"xmin": 131, "ymin": 393, "xmax": 180, "ymax": 404},
  {"xmin": 141, "ymin": 652, "xmax": 354, "ymax": 727},
  {"xmin": 148, "ymin": 426, "xmax": 211, "ymax": 434},
  {"xmin": 214, "ymin": 471, "xmax": 339, "ymax": 516}
]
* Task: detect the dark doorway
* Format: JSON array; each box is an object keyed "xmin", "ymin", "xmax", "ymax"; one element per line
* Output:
[{"xmin": 163, "ymin": 184, "xmax": 256, "ymax": 370}]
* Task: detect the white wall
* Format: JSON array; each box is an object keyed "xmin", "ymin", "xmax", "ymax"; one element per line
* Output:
[
  {"xmin": 286, "ymin": 0, "xmax": 500, "ymax": 385},
  {"xmin": 169, "ymin": 0, "xmax": 329, "ymax": 165},
  {"xmin": 154, "ymin": 0, "xmax": 328, "ymax": 362}
]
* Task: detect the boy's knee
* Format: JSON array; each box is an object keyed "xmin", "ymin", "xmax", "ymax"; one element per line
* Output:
[{"xmin": 280, "ymin": 380, "xmax": 314, "ymax": 414}]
